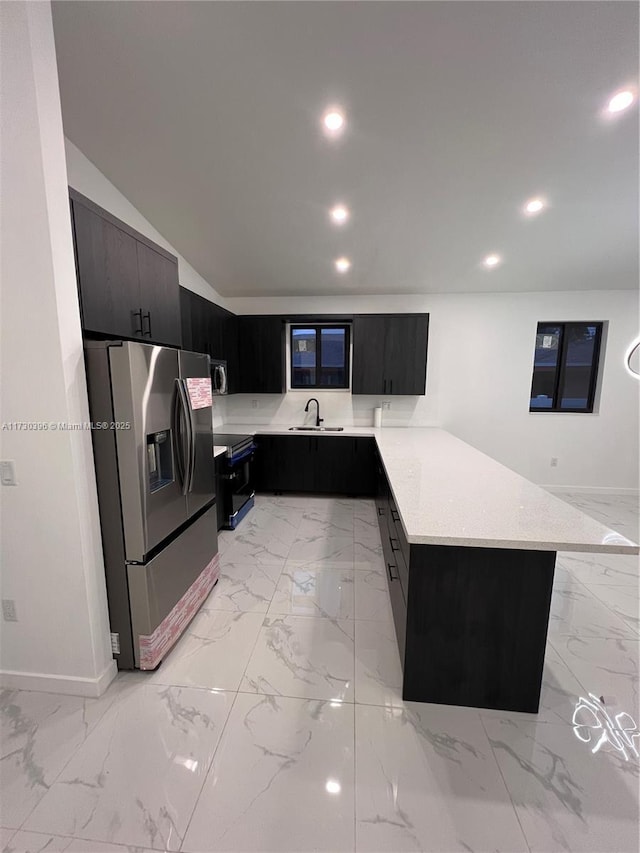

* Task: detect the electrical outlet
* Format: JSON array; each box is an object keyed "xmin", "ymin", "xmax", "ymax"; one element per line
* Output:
[
  {"xmin": 381, "ymin": 401, "xmax": 391, "ymax": 411},
  {"xmin": 2, "ymin": 599, "xmax": 17, "ymax": 622},
  {"xmin": 550, "ymin": 457, "xmax": 558, "ymax": 468},
  {"xmin": 251, "ymin": 399, "xmax": 259, "ymax": 409}
]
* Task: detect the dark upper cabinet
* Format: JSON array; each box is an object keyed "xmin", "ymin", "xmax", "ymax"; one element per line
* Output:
[
  {"xmin": 237, "ymin": 316, "xmax": 285, "ymax": 394},
  {"xmin": 135, "ymin": 242, "xmax": 181, "ymax": 347},
  {"xmin": 71, "ymin": 200, "xmax": 141, "ymax": 338},
  {"xmin": 180, "ymin": 287, "xmax": 193, "ymax": 351},
  {"xmin": 70, "ymin": 189, "xmax": 181, "ymax": 347},
  {"xmin": 178, "ymin": 287, "xmax": 239, "ymax": 390},
  {"xmin": 352, "ymin": 314, "xmax": 429, "ymax": 395},
  {"xmin": 351, "ymin": 315, "xmax": 388, "ymax": 395}
]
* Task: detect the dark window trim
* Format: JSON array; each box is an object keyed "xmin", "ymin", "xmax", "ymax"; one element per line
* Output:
[
  {"xmin": 530, "ymin": 321, "xmax": 603, "ymax": 413},
  {"xmin": 290, "ymin": 323, "xmax": 351, "ymax": 390}
]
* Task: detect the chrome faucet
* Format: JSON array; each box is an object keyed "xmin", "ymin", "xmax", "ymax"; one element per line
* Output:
[{"xmin": 304, "ymin": 397, "xmax": 323, "ymax": 427}]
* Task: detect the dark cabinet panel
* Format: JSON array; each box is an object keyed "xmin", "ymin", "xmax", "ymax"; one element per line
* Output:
[
  {"xmin": 222, "ymin": 312, "xmax": 240, "ymax": 394},
  {"xmin": 254, "ymin": 435, "xmax": 376, "ymax": 496},
  {"xmin": 237, "ymin": 317, "xmax": 285, "ymax": 394},
  {"xmin": 179, "ymin": 287, "xmax": 193, "ymax": 351},
  {"xmin": 352, "ymin": 314, "xmax": 429, "ymax": 396},
  {"xmin": 136, "ymin": 243, "xmax": 181, "ymax": 347},
  {"xmin": 71, "ymin": 190, "xmax": 181, "ymax": 347},
  {"xmin": 352, "ymin": 316, "xmax": 388, "ymax": 395},
  {"xmin": 71, "ymin": 200, "xmax": 142, "ymax": 338},
  {"xmin": 254, "ymin": 435, "xmax": 313, "ymax": 492},
  {"xmin": 385, "ymin": 315, "xmax": 429, "ymax": 395}
]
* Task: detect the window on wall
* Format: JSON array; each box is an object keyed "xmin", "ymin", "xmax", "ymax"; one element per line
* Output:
[
  {"xmin": 529, "ymin": 322, "xmax": 604, "ymax": 413},
  {"xmin": 290, "ymin": 325, "xmax": 350, "ymax": 389}
]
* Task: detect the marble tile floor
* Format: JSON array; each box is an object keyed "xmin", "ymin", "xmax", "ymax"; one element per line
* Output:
[{"xmin": 1, "ymin": 492, "xmax": 638, "ymax": 852}]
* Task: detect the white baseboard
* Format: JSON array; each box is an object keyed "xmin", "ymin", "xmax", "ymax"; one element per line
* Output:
[
  {"xmin": 541, "ymin": 485, "xmax": 639, "ymax": 496},
  {"xmin": 0, "ymin": 659, "xmax": 118, "ymax": 697}
]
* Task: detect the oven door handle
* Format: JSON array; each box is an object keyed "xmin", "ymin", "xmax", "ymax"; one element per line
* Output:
[{"xmin": 229, "ymin": 442, "xmax": 256, "ymax": 466}]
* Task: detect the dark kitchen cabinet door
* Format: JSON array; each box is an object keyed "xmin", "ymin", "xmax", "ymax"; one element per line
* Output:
[
  {"xmin": 222, "ymin": 312, "xmax": 240, "ymax": 393},
  {"xmin": 136, "ymin": 243, "xmax": 181, "ymax": 347},
  {"xmin": 179, "ymin": 287, "xmax": 193, "ymax": 351},
  {"xmin": 71, "ymin": 200, "xmax": 142, "ymax": 338},
  {"xmin": 237, "ymin": 317, "xmax": 285, "ymax": 394},
  {"xmin": 352, "ymin": 438, "xmax": 377, "ymax": 496},
  {"xmin": 313, "ymin": 437, "xmax": 354, "ymax": 494},
  {"xmin": 254, "ymin": 435, "xmax": 313, "ymax": 492},
  {"xmin": 352, "ymin": 314, "xmax": 428, "ymax": 396},
  {"xmin": 385, "ymin": 315, "xmax": 429, "ymax": 395},
  {"xmin": 352, "ymin": 316, "xmax": 388, "ymax": 394}
]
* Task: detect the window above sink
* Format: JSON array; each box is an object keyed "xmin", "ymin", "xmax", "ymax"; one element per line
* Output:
[{"xmin": 290, "ymin": 324, "xmax": 351, "ymax": 390}]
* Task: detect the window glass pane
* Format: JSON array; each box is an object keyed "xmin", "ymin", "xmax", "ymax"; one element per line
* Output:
[
  {"xmin": 560, "ymin": 325, "xmax": 598, "ymax": 410},
  {"xmin": 320, "ymin": 328, "xmax": 346, "ymax": 386},
  {"xmin": 292, "ymin": 328, "xmax": 316, "ymax": 386},
  {"xmin": 530, "ymin": 325, "xmax": 562, "ymax": 409}
]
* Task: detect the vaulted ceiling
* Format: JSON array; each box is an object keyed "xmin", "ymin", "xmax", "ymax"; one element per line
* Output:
[{"xmin": 52, "ymin": 1, "xmax": 638, "ymax": 297}]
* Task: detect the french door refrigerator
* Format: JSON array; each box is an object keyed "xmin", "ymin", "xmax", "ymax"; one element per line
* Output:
[{"xmin": 85, "ymin": 340, "xmax": 219, "ymax": 670}]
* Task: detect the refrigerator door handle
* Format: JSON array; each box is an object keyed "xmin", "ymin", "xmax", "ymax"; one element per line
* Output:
[
  {"xmin": 174, "ymin": 379, "xmax": 192, "ymax": 495},
  {"xmin": 186, "ymin": 382, "xmax": 197, "ymax": 493}
]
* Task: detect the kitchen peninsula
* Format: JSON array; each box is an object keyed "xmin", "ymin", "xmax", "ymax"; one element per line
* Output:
[{"xmin": 218, "ymin": 425, "xmax": 638, "ymax": 713}]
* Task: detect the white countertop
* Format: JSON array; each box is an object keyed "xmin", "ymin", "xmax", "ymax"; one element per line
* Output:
[{"xmin": 218, "ymin": 423, "xmax": 639, "ymax": 554}]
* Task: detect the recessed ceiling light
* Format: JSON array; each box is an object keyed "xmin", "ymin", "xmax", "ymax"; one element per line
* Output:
[
  {"xmin": 483, "ymin": 254, "xmax": 502, "ymax": 268},
  {"xmin": 524, "ymin": 197, "xmax": 546, "ymax": 215},
  {"xmin": 323, "ymin": 108, "xmax": 345, "ymax": 135},
  {"xmin": 607, "ymin": 90, "xmax": 635, "ymax": 113},
  {"xmin": 325, "ymin": 779, "xmax": 341, "ymax": 795},
  {"xmin": 330, "ymin": 204, "xmax": 349, "ymax": 224},
  {"xmin": 335, "ymin": 257, "xmax": 351, "ymax": 273}
]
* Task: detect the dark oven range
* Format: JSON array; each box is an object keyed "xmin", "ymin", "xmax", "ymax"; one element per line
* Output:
[{"xmin": 214, "ymin": 433, "xmax": 256, "ymax": 529}]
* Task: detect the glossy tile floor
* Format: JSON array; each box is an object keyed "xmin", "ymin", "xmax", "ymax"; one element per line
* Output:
[{"xmin": 1, "ymin": 492, "xmax": 638, "ymax": 853}]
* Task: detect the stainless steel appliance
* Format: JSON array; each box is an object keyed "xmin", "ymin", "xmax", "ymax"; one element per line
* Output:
[
  {"xmin": 84, "ymin": 340, "xmax": 219, "ymax": 670},
  {"xmin": 213, "ymin": 433, "xmax": 256, "ymax": 529},
  {"xmin": 210, "ymin": 358, "xmax": 228, "ymax": 395}
]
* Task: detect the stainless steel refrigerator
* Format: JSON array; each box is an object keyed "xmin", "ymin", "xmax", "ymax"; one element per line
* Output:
[{"xmin": 85, "ymin": 340, "xmax": 219, "ymax": 670}]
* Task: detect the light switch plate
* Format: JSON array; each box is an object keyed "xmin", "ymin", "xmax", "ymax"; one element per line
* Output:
[{"xmin": 0, "ymin": 460, "xmax": 17, "ymax": 486}]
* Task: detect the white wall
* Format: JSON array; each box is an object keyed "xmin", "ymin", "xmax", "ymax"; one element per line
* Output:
[
  {"xmin": 225, "ymin": 291, "xmax": 640, "ymax": 492},
  {"xmin": 65, "ymin": 139, "xmax": 228, "ymax": 308},
  {"xmin": 0, "ymin": 1, "xmax": 115, "ymax": 695}
]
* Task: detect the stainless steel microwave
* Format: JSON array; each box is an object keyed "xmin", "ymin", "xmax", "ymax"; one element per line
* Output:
[{"xmin": 210, "ymin": 359, "xmax": 228, "ymax": 395}]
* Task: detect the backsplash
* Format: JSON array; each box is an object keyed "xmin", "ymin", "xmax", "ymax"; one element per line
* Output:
[{"xmin": 221, "ymin": 392, "xmax": 439, "ymax": 428}]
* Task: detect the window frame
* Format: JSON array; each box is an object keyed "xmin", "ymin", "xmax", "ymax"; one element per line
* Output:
[
  {"xmin": 289, "ymin": 323, "xmax": 351, "ymax": 390},
  {"xmin": 529, "ymin": 321, "xmax": 604, "ymax": 414}
]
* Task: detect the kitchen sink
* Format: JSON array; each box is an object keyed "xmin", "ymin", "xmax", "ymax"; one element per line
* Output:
[{"xmin": 288, "ymin": 426, "xmax": 344, "ymax": 431}]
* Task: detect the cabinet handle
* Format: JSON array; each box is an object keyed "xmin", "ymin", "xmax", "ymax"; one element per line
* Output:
[
  {"xmin": 390, "ymin": 537, "xmax": 400, "ymax": 552},
  {"xmin": 387, "ymin": 562, "xmax": 399, "ymax": 582},
  {"xmin": 390, "ymin": 509, "xmax": 400, "ymax": 523},
  {"xmin": 390, "ymin": 379, "xmax": 393, "ymax": 394},
  {"xmin": 383, "ymin": 379, "xmax": 387, "ymax": 393},
  {"xmin": 377, "ymin": 506, "xmax": 384, "ymax": 516},
  {"xmin": 132, "ymin": 308, "xmax": 143, "ymax": 336},
  {"xmin": 143, "ymin": 311, "xmax": 152, "ymax": 338}
]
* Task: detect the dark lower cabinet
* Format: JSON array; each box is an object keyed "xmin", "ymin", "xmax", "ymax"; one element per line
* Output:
[
  {"xmin": 375, "ymin": 454, "xmax": 556, "ymax": 713},
  {"xmin": 253, "ymin": 435, "xmax": 376, "ymax": 496}
]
